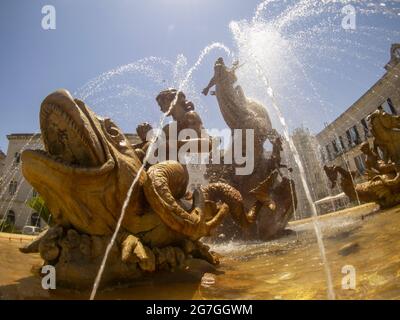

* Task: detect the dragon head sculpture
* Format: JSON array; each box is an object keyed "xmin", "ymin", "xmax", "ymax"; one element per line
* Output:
[{"xmin": 22, "ymin": 89, "xmax": 147, "ymax": 236}]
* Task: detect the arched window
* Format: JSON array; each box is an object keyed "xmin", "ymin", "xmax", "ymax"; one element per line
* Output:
[
  {"xmin": 8, "ymin": 181, "xmax": 17, "ymax": 195},
  {"xmin": 6, "ymin": 210, "xmax": 15, "ymax": 225},
  {"xmin": 31, "ymin": 212, "xmax": 41, "ymax": 227}
]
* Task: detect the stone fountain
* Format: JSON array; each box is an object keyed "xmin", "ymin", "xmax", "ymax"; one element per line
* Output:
[{"xmin": 18, "ymin": 61, "xmax": 297, "ymax": 288}]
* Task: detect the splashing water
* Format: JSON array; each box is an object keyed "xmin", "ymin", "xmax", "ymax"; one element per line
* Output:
[
  {"xmin": 1, "ymin": 0, "xmax": 397, "ymax": 300},
  {"xmin": 252, "ymin": 58, "xmax": 336, "ymax": 298},
  {"xmin": 226, "ymin": 0, "xmax": 398, "ymax": 299},
  {"xmin": 231, "ymin": 0, "xmax": 400, "ymax": 132},
  {"xmin": 89, "ymin": 43, "xmax": 231, "ymax": 300}
]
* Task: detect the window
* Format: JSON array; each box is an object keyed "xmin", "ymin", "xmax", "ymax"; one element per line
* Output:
[
  {"xmin": 387, "ymin": 98, "xmax": 396, "ymax": 114},
  {"xmin": 14, "ymin": 152, "xmax": 20, "ymax": 164},
  {"xmin": 382, "ymin": 98, "xmax": 396, "ymax": 115},
  {"xmin": 332, "ymin": 136, "xmax": 344, "ymax": 156},
  {"xmin": 346, "ymin": 126, "xmax": 361, "ymax": 147},
  {"xmin": 354, "ymin": 155, "xmax": 366, "ymax": 174},
  {"xmin": 339, "ymin": 136, "xmax": 346, "ymax": 150},
  {"xmin": 332, "ymin": 140, "xmax": 339, "ymax": 154},
  {"xmin": 6, "ymin": 210, "xmax": 15, "ymax": 225},
  {"xmin": 361, "ymin": 118, "xmax": 369, "ymax": 139},
  {"xmin": 325, "ymin": 145, "xmax": 333, "ymax": 161},
  {"xmin": 346, "ymin": 130, "xmax": 352, "ymax": 146},
  {"xmin": 8, "ymin": 181, "xmax": 17, "ymax": 195},
  {"xmin": 31, "ymin": 212, "xmax": 41, "ymax": 227}
]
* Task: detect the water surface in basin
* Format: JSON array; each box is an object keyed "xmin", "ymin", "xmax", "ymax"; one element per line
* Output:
[{"xmin": 1, "ymin": 204, "xmax": 399, "ymax": 300}]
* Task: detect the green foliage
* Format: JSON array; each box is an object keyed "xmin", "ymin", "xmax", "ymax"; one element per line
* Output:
[
  {"xmin": 27, "ymin": 196, "xmax": 53, "ymax": 226},
  {"xmin": 0, "ymin": 220, "xmax": 13, "ymax": 233}
]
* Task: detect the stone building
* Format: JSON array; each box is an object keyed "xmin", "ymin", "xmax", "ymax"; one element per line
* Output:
[
  {"xmin": 0, "ymin": 133, "xmax": 140, "ymax": 232},
  {"xmin": 0, "ymin": 134, "xmax": 43, "ymax": 231},
  {"xmin": 287, "ymin": 127, "xmax": 346, "ymax": 219},
  {"xmin": 0, "ymin": 149, "xmax": 5, "ymax": 177},
  {"xmin": 317, "ymin": 43, "xmax": 400, "ymax": 183}
]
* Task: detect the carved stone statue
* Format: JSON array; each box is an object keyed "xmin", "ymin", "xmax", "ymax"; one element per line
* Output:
[
  {"xmin": 324, "ymin": 110, "xmax": 400, "ymax": 209},
  {"xmin": 360, "ymin": 141, "xmax": 381, "ymax": 173},
  {"xmin": 368, "ymin": 108, "xmax": 400, "ymax": 164},
  {"xmin": 203, "ymin": 58, "xmax": 297, "ymax": 240},
  {"xmin": 360, "ymin": 141, "xmax": 396, "ymax": 178},
  {"xmin": 19, "ymin": 90, "xmax": 267, "ymax": 287},
  {"xmin": 202, "ymin": 57, "xmax": 273, "ymax": 164},
  {"xmin": 156, "ymin": 88, "xmax": 204, "ymax": 138},
  {"xmin": 133, "ymin": 122, "xmax": 153, "ymax": 161},
  {"xmin": 249, "ymin": 171, "xmax": 297, "ymax": 239},
  {"xmin": 153, "ymin": 88, "xmax": 212, "ymax": 160},
  {"xmin": 324, "ymin": 164, "xmax": 400, "ymax": 208}
]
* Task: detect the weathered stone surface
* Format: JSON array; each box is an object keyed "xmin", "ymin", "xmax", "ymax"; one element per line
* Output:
[{"xmin": 323, "ymin": 110, "xmax": 400, "ymax": 209}]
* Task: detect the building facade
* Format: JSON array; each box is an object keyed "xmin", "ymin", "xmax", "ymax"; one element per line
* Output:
[
  {"xmin": 317, "ymin": 44, "xmax": 400, "ymax": 182},
  {"xmin": 0, "ymin": 133, "xmax": 140, "ymax": 232},
  {"xmin": 0, "ymin": 149, "xmax": 5, "ymax": 177},
  {"xmin": 287, "ymin": 44, "xmax": 400, "ymax": 217},
  {"xmin": 287, "ymin": 127, "xmax": 347, "ymax": 219},
  {"xmin": 0, "ymin": 134, "xmax": 43, "ymax": 231}
]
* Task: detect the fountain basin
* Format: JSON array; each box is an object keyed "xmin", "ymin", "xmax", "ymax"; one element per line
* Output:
[{"xmin": 1, "ymin": 203, "xmax": 399, "ymax": 300}]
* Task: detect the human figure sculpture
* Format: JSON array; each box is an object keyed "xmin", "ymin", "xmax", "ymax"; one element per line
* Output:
[
  {"xmin": 360, "ymin": 141, "xmax": 380, "ymax": 172},
  {"xmin": 156, "ymin": 88, "xmax": 203, "ymax": 137},
  {"xmin": 202, "ymin": 58, "xmax": 245, "ymax": 102},
  {"xmin": 155, "ymin": 88, "xmax": 211, "ymax": 160},
  {"xmin": 134, "ymin": 122, "xmax": 153, "ymax": 162},
  {"xmin": 359, "ymin": 141, "xmax": 396, "ymax": 178}
]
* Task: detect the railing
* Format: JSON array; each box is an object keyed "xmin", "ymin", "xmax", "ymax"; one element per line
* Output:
[{"xmin": 0, "ymin": 232, "xmax": 35, "ymax": 242}]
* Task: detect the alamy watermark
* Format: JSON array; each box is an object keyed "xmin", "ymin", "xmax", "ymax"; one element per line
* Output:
[
  {"xmin": 341, "ymin": 5, "xmax": 356, "ymax": 30},
  {"xmin": 341, "ymin": 265, "xmax": 356, "ymax": 290},
  {"xmin": 144, "ymin": 123, "xmax": 255, "ymax": 176},
  {"xmin": 41, "ymin": 265, "xmax": 56, "ymax": 290},
  {"xmin": 41, "ymin": 5, "xmax": 56, "ymax": 30}
]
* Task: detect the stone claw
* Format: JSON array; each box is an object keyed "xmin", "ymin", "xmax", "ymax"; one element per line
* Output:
[
  {"xmin": 19, "ymin": 226, "xmax": 63, "ymax": 259},
  {"xmin": 120, "ymin": 234, "xmax": 155, "ymax": 272}
]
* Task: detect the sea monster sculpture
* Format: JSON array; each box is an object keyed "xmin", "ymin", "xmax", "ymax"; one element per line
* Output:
[
  {"xmin": 368, "ymin": 107, "xmax": 400, "ymax": 164},
  {"xmin": 19, "ymin": 89, "xmax": 267, "ymax": 288},
  {"xmin": 323, "ymin": 110, "xmax": 400, "ymax": 208},
  {"xmin": 323, "ymin": 163, "xmax": 400, "ymax": 208}
]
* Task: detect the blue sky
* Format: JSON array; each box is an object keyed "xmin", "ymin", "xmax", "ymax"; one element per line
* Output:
[{"xmin": 0, "ymin": 0, "xmax": 399, "ymax": 152}]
